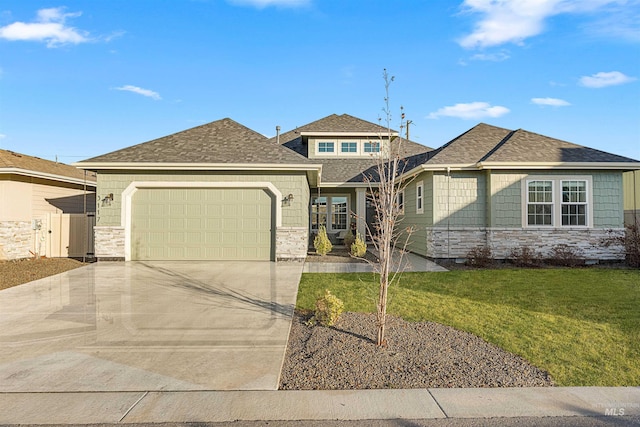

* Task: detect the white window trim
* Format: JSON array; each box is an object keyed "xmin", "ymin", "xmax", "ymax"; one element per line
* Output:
[
  {"xmin": 416, "ymin": 181, "xmax": 424, "ymax": 214},
  {"xmin": 315, "ymin": 140, "xmax": 337, "ymax": 156},
  {"xmin": 521, "ymin": 175, "xmax": 593, "ymax": 228},
  {"xmin": 363, "ymin": 140, "xmax": 382, "ymax": 155},
  {"xmin": 339, "ymin": 140, "xmax": 360, "ymax": 156},
  {"xmin": 311, "ymin": 194, "xmax": 351, "ymax": 233}
]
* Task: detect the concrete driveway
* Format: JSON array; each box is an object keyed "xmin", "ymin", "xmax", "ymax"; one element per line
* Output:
[{"xmin": 0, "ymin": 261, "xmax": 302, "ymax": 392}]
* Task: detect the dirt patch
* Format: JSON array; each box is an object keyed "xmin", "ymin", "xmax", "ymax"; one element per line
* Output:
[{"xmin": 0, "ymin": 258, "xmax": 87, "ymax": 291}]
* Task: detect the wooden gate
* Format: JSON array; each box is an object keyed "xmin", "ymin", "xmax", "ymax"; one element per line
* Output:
[{"xmin": 47, "ymin": 213, "xmax": 95, "ymax": 258}]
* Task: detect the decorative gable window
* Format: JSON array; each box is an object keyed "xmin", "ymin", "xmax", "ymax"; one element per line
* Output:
[
  {"xmin": 318, "ymin": 142, "xmax": 335, "ymax": 153},
  {"xmin": 341, "ymin": 141, "xmax": 358, "ymax": 153},
  {"xmin": 416, "ymin": 181, "xmax": 424, "ymax": 214},
  {"xmin": 524, "ymin": 176, "xmax": 592, "ymax": 227},
  {"xmin": 364, "ymin": 141, "xmax": 381, "ymax": 153}
]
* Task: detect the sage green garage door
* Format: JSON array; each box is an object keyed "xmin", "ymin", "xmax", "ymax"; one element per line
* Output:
[{"xmin": 131, "ymin": 188, "xmax": 273, "ymax": 261}]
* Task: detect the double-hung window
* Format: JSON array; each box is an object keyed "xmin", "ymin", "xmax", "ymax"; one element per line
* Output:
[
  {"xmin": 561, "ymin": 181, "xmax": 587, "ymax": 226},
  {"xmin": 524, "ymin": 177, "xmax": 591, "ymax": 227},
  {"xmin": 527, "ymin": 180, "xmax": 553, "ymax": 226}
]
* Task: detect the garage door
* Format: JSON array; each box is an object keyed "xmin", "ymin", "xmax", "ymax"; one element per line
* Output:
[{"xmin": 131, "ymin": 188, "xmax": 273, "ymax": 260}]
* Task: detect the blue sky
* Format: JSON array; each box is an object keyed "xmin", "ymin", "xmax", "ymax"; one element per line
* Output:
[{"xmin": 0, "ymin": 0, "xmax": 638, "ymax": 163}]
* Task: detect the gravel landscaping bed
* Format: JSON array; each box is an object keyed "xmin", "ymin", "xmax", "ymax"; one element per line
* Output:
[
  {"xmin": 280, "ymin": 311, "xmax": 554, "ymax": 389},
  {"xmin": 0, "ymin": 258, "xmax": 87, "ymax": 291},
  {"xmin": 306, "ymin": 248, "xmax": 378, "ymax": 264}
]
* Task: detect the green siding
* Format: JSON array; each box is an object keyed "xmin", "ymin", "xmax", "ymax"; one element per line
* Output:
[
  {"xmin": 96, "ymin": 170, "xmax": 309, "ymax": 228},
  {"xmin": 487, "ymin": 170, "xmax": 624, "ymax": 228},
  {"xmin": 402, "ymin": 172, "xmax": 432, "ymax": 257},
  {"xmin": 433, "ymin": 172, "xmax": 486, "ymax": 227}
]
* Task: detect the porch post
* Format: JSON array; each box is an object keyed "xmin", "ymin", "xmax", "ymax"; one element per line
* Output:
[{"xmin": 355, "ymin": 187, "xmax": 367, "ymax": 238}]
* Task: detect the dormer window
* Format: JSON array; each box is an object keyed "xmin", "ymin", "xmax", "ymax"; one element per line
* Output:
[
  {"xmin": 341, "ymin": 142, "xmax": 358, "ymax": 153},
  {"xmin": 318, "ymin": 141, "xmax": 335, "ymax": 153},
  {"xmin": 364, "ymin": 141, "xmax": 381, "ymax": 153}
]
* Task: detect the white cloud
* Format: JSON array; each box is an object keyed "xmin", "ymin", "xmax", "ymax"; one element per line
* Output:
[
  {"xmin": 0, "ymin": 7, "xmax": 89, "ymax": 48},
  {"xmin": 532, "ymin": 97, "xmax": 571, "ymax": 106},
  {"xmin": 0, "ymin": 134, "xmax": 6, "ymax": 139},
  {"xmin": 579, "ymin": 71, "xmax": 637, "ymax": 88},
  {"xmin": 470, "ymin": 50, "xmax": 511, "ymax": 61},
  {"xmin": 427, "ymin": 102, "xmax": 510, "ymax": 120},
  {"xmin": 458, "ymin": 0, "xmax": 625, "ymax": 49},
  {"xmin": 227, "ymin": 0, "xmax": 310, "ymax": 8},
  {"xmin": 115, "ymin": 85, "xmax": 161, "ymax": 100}
]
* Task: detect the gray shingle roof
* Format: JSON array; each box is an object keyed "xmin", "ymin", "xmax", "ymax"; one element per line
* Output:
[
  {"xmin": 0, "ymin": 149, "xmax": 96, "ymax": 183},
  {"xmin": 272, "ymin": 114, "xmax": 432, "ymax": 182},
  {"xmin": 483, "ymin": 128, "xmax": 639, "ymax": 163},
  {"xmin": 423, "ymin": 123, "xmax": 639, "ymax": 166},
  {"xmin": 82, "ymin": 118, "xmax": 312, "ymax": 165}
]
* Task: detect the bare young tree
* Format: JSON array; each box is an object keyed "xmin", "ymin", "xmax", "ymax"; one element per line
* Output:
[{"xmin": 363, "ymin": 69, "xmax": 415, "ymax": 346}]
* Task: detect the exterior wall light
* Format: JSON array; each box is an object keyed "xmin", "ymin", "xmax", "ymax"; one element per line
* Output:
[{"xmin": 282, "ymin": 193, "xmax": 294, "ymax": 206}]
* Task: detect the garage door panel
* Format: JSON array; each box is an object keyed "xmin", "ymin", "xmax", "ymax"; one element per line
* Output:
[{"xmin": 132, "ymin": 188, "xmax": 273, "ymax": 261}]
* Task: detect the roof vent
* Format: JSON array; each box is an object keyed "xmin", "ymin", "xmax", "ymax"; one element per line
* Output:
[{"xmin": 276, "ymin": 125, "xmax": 281, "ymax": 145}]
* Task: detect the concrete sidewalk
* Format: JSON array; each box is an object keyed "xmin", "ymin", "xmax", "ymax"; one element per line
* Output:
[
  {"xmin": 304, "ymin": 251, "xmax": 448, "ymax": 273},
  {"xmin": 0, "ymin": 387, "xmax": 638, "ymax": 424}
]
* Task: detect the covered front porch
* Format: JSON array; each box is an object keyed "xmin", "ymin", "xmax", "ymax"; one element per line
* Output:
[{"xmin": 308, "ymin": 186, "xmax": 373, "ymax": 245}]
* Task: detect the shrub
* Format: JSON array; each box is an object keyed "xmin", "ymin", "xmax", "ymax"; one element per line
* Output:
[
  {"xmin": 465, "ymin": 246, "xmax": 493, "ymax": 268},
  {"xmin": 350, "ymin": 232, "xmax": 367, "ymax": 257},
  {"xmin": 508, "ymin": 246, "xmax": 541, "ymax": 267},
  {"xmin": 313, "ymin": 289, "xmax": 344, "ymax": 326},
  {"xmin": 603, "ymin": 224, "xmax": 640, "ymax": 268},
  {"xmin": 313, "ymin": 225, "xmax": 332, "ymax": 256},
  {"xmin": 343, "ymin": 229, "xmax": 355, "ymax": 249},
  {"xmin": 548, "ymin": 244, "xmax": 583, "ymax": 267}
]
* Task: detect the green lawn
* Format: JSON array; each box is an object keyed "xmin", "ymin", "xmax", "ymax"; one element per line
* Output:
[{"xmin": 296, "ymin": 268, "xmax": 640, "ymax": 386}]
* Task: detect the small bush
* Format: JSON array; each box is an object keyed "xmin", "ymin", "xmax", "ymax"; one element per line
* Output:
[
  {"xmin": 602, "ymin": 224, "xmax": 640, "ymax": 268},
  {"xmin": 350, "ymin": 232, "xmax": 367, "ymax": 257},
  {"xmin": 313, "ymin": 225, "xmax": 333, "ymax": 256},
  {"xmin": 548, "ymin": 244, "xmax": 583, "ymax": 267},
  {"xmin": 343, "ymin": 229, "xmax": 355, "ymax": 249},
  {"xmin": 624, "ymin": 224, "xmax": 640, "ymax": 268},
  {"xmin": 509, "ymin": 246, "xmax": 542, "ymax": 267},
  {"xmin": 465, "ymin": 246, "xmax": 493, "ymax": 268},
  {"xmin": 313, "ymin": 289, "xmax": 344, "ymax": 326}
]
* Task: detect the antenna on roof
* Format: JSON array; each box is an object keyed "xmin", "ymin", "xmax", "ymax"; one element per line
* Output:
[{"xmin": 406, "ymin": 120, "xmax": 414, "ymax": 140}]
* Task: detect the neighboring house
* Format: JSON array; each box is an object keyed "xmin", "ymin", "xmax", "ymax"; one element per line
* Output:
[
  {"xmin": 0, "ymin": 149, "xmax": 96, "ymax": 260},
  {"xmin": 75, "ymin": 114, "xmax": 640, "ymax": 262},
  {"xmin": 623, "ymin": 170, "xmax": 639, "ymax": 225}
]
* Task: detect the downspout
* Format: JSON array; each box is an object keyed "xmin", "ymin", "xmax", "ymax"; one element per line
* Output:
[{"xmin": 446, "ymin": 166, "xmax": 451, "ymax": 259}]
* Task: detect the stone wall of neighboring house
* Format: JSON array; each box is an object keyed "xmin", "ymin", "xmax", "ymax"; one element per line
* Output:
[
  {"xmin": 94, "ymin": 226, "xmax": 125, "ymax": 260},
  {"xmin": 424, "ymin": 227, "xmax": 626, "ymax": 261},
  {"xmin": 0, "ymin": 221, "xmax": 32, "ymax": 260},
  {"xmin": 275, "ymin": 227, "xmax": 308, "ymax": 261}
]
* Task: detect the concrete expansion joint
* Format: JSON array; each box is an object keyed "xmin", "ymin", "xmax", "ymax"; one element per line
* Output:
[{"xmin": 119, "ymin": 391, "xmax": 148, "ymax": 422}]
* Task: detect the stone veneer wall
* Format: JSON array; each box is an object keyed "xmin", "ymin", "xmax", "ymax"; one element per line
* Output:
[
  {"xmin": 94, "ymin": 225, "xmax": 307, "ymax": 261},
  {"xmin": 94, "ymin": 226, "xmax": 125, "ymax": 260},
  {"xmin": 276, "ymin": 227, "xmax": 308, "ymax": 261},
  {"xmin": 425, "ymin": 227, "xmax": 626, "ymax": 261},
  {"xmin": 0, "ymin": 221, "xmax": 32, "ymax": 260}
]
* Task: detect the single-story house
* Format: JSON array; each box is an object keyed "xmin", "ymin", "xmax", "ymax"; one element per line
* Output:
[
  {"xmin": 75, "ymin": 114, "xmax": 640, "ymax": 262},
  {"xmin": 0, "ymin": 149, "xmax": 96, "ymax": 260}
]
